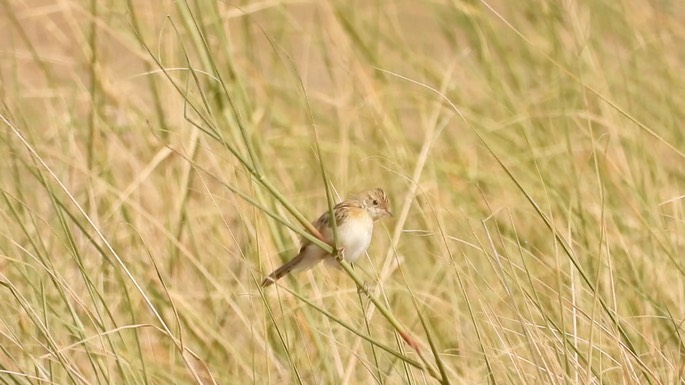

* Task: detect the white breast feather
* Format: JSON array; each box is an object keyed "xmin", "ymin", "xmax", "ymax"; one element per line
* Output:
[{"xmin": 336, "ymin": 215, "xmax": 373, "ymax": 263}]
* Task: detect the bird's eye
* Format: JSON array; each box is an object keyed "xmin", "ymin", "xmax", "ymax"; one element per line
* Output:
[{"xmin": 372, "ymin": 199, "xmax": 379, "ymax": 206}]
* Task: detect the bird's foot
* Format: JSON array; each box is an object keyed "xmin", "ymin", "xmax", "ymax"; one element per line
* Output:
[{"xmin": 334, "ymin": 247, "xmax": 346, "ymax": 262}]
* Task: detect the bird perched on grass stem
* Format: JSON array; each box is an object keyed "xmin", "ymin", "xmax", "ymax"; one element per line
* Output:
[{"xmin": 261, "ymin": 188, "xmax": 392, "ymax": 287}]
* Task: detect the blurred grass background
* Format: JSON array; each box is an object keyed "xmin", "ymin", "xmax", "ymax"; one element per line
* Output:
[{"xmin": 1, "ymin": 0, "xmax": 685, "ymax": 384}]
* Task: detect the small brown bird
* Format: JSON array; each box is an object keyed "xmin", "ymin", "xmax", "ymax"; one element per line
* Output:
[{"xmin": 261, "ymin": 188, "xmax": 392, "ymax": 287}]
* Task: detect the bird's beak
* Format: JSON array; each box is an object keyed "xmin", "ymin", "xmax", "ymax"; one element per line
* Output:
[{"xmin": 385, "ymin": 209, "xmax": 393, "ymax": 218}]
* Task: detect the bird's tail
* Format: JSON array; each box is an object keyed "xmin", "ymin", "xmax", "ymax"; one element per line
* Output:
[
  {"xmin": 261, "ymin": 247, "xmax": 322, "ymax": 287},
  {"xmin": 261, "ymin": 254, "xmax": 304, "ymax": 287}
]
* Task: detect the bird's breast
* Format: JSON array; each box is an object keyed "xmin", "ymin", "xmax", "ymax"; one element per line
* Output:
[{"xmin": 337, "ymin": 212, "xmax": 374, "ymax": 263}]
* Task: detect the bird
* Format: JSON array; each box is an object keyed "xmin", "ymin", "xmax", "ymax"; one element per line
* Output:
[{"xmin": 261, "ymin": 188, "xmax": 392, "ymax": 287}]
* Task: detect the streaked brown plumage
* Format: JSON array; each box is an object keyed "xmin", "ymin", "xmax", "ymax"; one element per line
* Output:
[{"xmin": 261, "ymin": 188, "xmax": 391, "ymax": 287}]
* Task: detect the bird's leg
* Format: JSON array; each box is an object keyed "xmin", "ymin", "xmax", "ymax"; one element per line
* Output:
[{"xmin": 334, "ymin": 247, "xmax": 346, "ymax": 262}]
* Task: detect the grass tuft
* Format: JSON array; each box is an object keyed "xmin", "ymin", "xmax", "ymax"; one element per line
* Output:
[{"xmin": 1, "ymin": 1, "xmax": 685, "ymax": 384}]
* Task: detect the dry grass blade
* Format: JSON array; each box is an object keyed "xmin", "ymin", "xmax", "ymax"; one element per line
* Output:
[{"xmin": 1, "ymin": 1, "xmax": 684, "ymax": 384}]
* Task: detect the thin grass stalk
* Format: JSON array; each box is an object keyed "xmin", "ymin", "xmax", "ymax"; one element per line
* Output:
[
  {"xmin": 281, "ymin": 285, "xmax": 424, "ymax": 370},
  {"xmin": 129, "ymin": 20, "xmax": 327, "ymax": 244},
  {"xmin": 1, "ymin": 115, "xmax": 211, "ymax": 385}
]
